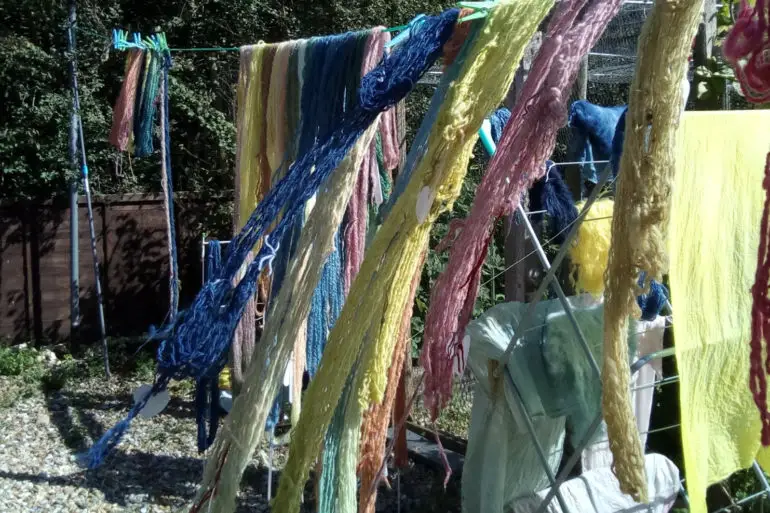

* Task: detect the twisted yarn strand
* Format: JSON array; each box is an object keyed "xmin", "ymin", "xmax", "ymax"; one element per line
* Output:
[
  {"xmin": 420, "ymin": 0, "xmax": 622, "ymax": 421},
  {"xmin": 603, "ymin": 0, "xmax": 702, "ymax": 501},
  {"xmin": 272, "ymin": 4, "xmax": 550, "ymax": 512}
]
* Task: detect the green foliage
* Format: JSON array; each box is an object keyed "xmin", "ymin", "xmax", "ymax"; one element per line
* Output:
[
  {"xmin": 0, "ymin": 347, "xmax": 41, "ymax": 376},
  {"xmin": 692, "ymin": 1, "xmax": 740, "ymax": 109}
]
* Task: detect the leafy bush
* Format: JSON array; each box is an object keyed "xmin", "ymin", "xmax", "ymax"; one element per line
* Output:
[{"xmin": 0, "ymin": 347, "xmax": 42, "ymax": 376}]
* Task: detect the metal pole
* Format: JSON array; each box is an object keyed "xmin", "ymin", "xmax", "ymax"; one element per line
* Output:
[
  {"xmin": 66, "ymin": 0, "xmax": 110, "ymax": 379},
  {"xmin": 67, "ymin": 6, "xmax": 80, "ymax": 340}
]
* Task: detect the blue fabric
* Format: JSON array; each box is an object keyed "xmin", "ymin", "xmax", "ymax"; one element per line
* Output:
[
  {"xmin": 79, "ymin": 9, "xmax": 459, "ymax": 469},
  {"xmin": 568, "ymin": 100, "xmax": 626, "ymax": 184},
  {"xmin": 609, "ymin": 107, "xmax": 628, "ymax": 180}
]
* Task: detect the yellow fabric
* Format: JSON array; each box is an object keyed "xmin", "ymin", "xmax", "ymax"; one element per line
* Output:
[
  {"xmin": 569, "ymin": 198, "xmax": 614, "ymax": 297},
  {"xmin": 271, "ymin": 3, "xmax": 553, "ymax": 512},
  {"xmin": 670, "ymin": 110, "xmax": 770, "ymax": 513}
]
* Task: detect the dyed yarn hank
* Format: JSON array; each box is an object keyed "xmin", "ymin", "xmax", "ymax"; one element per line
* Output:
[
  {"xmin": 420, "ymin": 0, "xmax": 624, "ymax": 423},
  {"xmin": 602, "ymin": 0, "xmax": 702, "ymax": 501}
]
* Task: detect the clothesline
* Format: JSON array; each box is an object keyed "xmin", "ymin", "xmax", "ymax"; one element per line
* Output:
[{"xmin": 109, "ymin": 0, "xmax": 684, "ymax": 54}]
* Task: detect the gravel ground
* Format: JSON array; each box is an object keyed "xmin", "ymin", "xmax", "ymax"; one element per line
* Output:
[{"xmin": 0, "ymin": 373, "xmax": 460, "ymax": 513}]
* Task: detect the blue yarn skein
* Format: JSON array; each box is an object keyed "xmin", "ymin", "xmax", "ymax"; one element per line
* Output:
[
  {"xmin": 529, "ymin": 161, "xmax": 579, "ymax": 245},
  {"xmin": 305, "ymin": 34, "xmax": 367, "ymax": 379},
  {"xmin": 267, "ymin": 31, "xmax": 368, "ymax": 428},
  {"xmin": 567, "ymin": 100, "xmax": 626, "ymax": 184},
  {"xmin": 80, "ymin": 9, "xmax": 459, "ymax": 469}
]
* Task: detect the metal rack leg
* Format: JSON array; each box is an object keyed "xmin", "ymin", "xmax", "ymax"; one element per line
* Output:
[
  {"xmin": 496, "ymin": 163, "xmax": 614, "ymax": 369},
  {"xmin": 532, "ymin": 413, "xmax": 603, "ymax": 513},
  {"xmin": 504, "ymin": 370, "xmax": 573, "ymax": 513},
  {"xmin": 515, "ymin": 204, "xmax": 601, "ymax": 376}
]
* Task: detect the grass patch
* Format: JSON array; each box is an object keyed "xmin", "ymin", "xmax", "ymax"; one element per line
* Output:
[{"xmin": 0, "ymin": 336, "xmax": 160, "ymax": 408}]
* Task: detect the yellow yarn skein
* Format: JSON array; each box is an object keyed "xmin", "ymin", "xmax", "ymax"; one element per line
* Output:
[
  {"xmin": 569, "ymin": 198, "xmax": 614, "ymax": 297},
  {"xmin": 272, "ymin": 2, "xmax": 553, "ymax": 512},
  {"xmin": 236, "ymin": 45, "xmax": 268, "ymax": 229},
  {"xmin": 602, "ymin": 0, "xmax": 702, "ymax": 502}
]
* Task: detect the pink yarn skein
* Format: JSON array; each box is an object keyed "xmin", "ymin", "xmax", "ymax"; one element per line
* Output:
[{"xmin": 420, "ymin": 0, "xmax": 624, "ymax": 420}]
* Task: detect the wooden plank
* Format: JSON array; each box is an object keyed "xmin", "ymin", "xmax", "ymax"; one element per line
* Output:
[{"xmin": 387, "ymin": 427, "xmax": 465, "ymax": 475}]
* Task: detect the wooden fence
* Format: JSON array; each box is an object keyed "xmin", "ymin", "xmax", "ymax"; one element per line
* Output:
[{"xmin": 0, "ymin": 193, "xmax": 231, "ymax": 344}]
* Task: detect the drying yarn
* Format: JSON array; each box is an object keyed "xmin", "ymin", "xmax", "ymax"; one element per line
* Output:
[
  {"xmin": 195, "ymin": 240, "xmax": 224, "ymax": 452},
  {"xmin": 378, "ymin": 11, "xmax": 471, "ymax": 222},
  {"xmin": 421, "ymin": 0, "xmax": 624, "ymax": 422},
  {"xmin": 303, "ymin": 35, "xmax": 371, "ymax": 444},
  {"xmin": 343, "ymin": 29, "xmax": 389, "ymax": 293},
  {"xmin": 487, "ymin": 108, "xmax": 578, "ymax": 245},
  {"xmin": 231, "ymin": 45, "xmax": 270, "ymax": 396},
  {"xmin": 109, "ymin": 49, "xmax": 143, "ymax": 151},
  {"xmin": 194, "ymin": 121, "xmax": 380, "ymax": 513},
  {"xmin": 272, "ymin": 4, "xmax": 552, "ymax": 511},
  {"xmin": 266, "ymin": 42, "xmax": 295, "ymax": 176},
  {"xmin": 441, "ymin": 8, "xmax": 476, "ymax": 68},
  {"xmin": 188, "ymin": 14, "xmax": 457, "ymax": 511},
  {"xmin": 357, "ymin": 250, "xmax": 425, "ymax": 513},
  {"xmin": 722, "ymin": 0, "xmax": 770, "ymax": 445},
  {"xmin": 133, "ymin": 50, "xmax": 162, "ymax": 158},
  {"xmin": 83, "ymin": 13, "xmax": 448, "ymax": 470},
  {"xmin": 752, "ymin": 155, "xmax": 770, "ymax": 445},
  {"xmin": 529, "ymin": 161, "xmax": 578, "ymax": 246},
  {"xmin": 568, "ymin": 199, "xmax": 669, "ymax": 321},
  {"xmin": 602, "ymin": 0, "xmax": 702, "ymax": 501}
]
